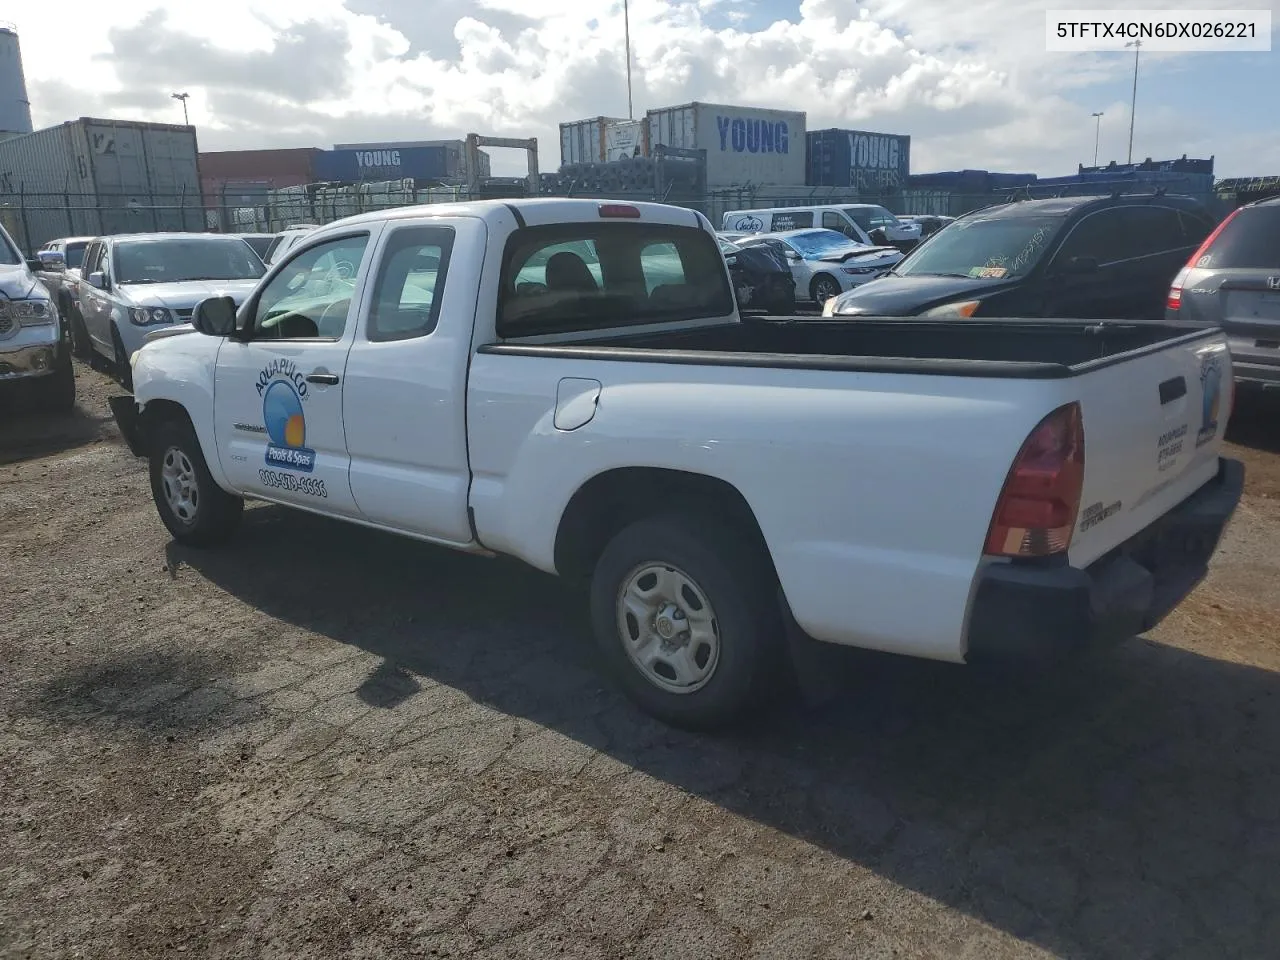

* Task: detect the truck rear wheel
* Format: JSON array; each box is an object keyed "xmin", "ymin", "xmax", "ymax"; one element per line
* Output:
[
  {"xmin": 589, "ymin": 512, "xmax": 782, "ymax": 730},
  {"xmin": 148, "ymin": 419, "xmax": 243, "ymax": 547}
]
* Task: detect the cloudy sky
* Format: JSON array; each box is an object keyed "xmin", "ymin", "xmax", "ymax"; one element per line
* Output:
[{"xmin": 11, "ymin": 0, "xmax": 1278, "ymax": 178}]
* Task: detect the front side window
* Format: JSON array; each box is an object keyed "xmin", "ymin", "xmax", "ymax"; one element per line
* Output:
[
  {"xmin": 252, "ymin": 234, "xmax": 370, "ymax": 340},
  {"xmin": 842, "ymin": 208, "xmax": 874, "ymax": 231},
  {"xmin": 367, "ymin": 226, "xmax": 455, "ymax": 341},
  {"xmin": 1051, "ymin": 211, "xmax": 1127, "ymax": 267},
  {"xmin": 112, "ymin": 237, "xmax": 266, "ymax": 285},
  {"xmin": 898, "ymin": 215, "xmax": 1064, "ymax": 279},
  {"xmin": 499, "ymin": 223, "xmax": 733, "ymax": 336}
]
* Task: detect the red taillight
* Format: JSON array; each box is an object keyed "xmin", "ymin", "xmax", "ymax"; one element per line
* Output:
[
  {"xmin": 984, "ymin": 403, "xmax": 1085, "ymax": 558},
  {"xmin": 598, "ymin": 203, "xmax": 641, "ymax": 219},
  {"xmin": 1169, "ymin": 207, "xmax": 1243, "ymax": 311}
]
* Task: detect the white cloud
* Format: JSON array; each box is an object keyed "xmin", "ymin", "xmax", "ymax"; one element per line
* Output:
[{"xmin": 9, "ymin": 0, "xmax": 1272, "ymax": 180}]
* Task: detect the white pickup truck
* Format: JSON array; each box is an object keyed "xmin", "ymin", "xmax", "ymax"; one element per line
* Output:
[{"xmin": 110, "ymin": 198, "xmax": 1244, "ymax": 729}]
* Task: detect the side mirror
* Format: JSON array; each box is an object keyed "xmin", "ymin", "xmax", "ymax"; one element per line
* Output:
[
  {"xmin": 36, "ymin": 250, "xmax": 66, "ymax": 271},
  {"xmin": 87, "ymin": 271, "xmax": 108, "ymax": 290},
  {"xmin": 869, "ymin": 228, "xmax": 889, "ymax": 245},
  {"xmin": 192, "ymin": 296, "xmax": 238, "ymax": 337},
  {"xmin": 1060, "ymin": 256, "xmax": 1100, "ymax": 276},
  {"xmin": 784, "ymin": 250, "xmax": 802, "ymax": 261}
]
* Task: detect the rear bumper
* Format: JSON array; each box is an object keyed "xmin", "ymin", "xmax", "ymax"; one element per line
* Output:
[{"xmin": 965, "ymin": 457, "xmax": 1244, "ymax": 663}]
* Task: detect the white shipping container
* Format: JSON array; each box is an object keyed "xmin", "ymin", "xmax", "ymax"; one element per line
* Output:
[
  {"xmin": 0, "ymin": 116, "xmax": 203, "ymax": 251},
  {"xmin": 604, "ymin": 120, "xmax": 646, "ymax": 161},
  {"xmin": 645, "ymin": 102, "xmax": 806, "ymax": 188},
  {"xmin": 559, "ymin": 116, "xmax": 627, "ymax": 167}
]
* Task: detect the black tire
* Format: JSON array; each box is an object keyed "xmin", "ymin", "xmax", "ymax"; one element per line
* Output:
[
  {"xmin": 810, "ymin": 274, "xmax": 841, "ymax": 305},
  {"xmin": 111, "ymin": 324, "xmax": 133, "ymax": 391},
  {"xmin": 31, "ymin": 350, "xmax": 76, "ymax": 413},
  {"xmin": 589, "ymin": 512, "xmax": 783, "ymax": 730},
  {"xmin": 66, "ymin": 301, "xmax": 92, "ymax": 360},
  {"xmin": 148, "ymin": 418, "xmax": 244, "ymax": 547}
]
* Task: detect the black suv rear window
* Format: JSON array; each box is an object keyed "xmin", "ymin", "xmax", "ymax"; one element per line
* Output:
[
  {"xmin": 498, "ymin": 222, "xmax": 734, "ymax": 337},
  {"xmin": 1200, "ymin": 206, "xmax": 1280, "ymax": 270}
]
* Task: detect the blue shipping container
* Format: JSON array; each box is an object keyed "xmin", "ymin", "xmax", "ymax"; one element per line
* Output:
[
  {"xmin": 806, "ymin": 128, "xmax": 910, "ymax": 191},
  {"xmin": 313, "ymin": 146, "xmax": 448, "ymax": 182}
]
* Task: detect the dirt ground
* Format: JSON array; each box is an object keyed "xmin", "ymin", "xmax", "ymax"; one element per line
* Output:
[{"xmin": 2, "ymin": 360, "xmax": 1280, "ymax": 960}]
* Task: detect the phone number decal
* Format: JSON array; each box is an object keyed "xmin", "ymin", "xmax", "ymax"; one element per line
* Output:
[{"xmin": 259, "ymin": 469, "xmax": 328, "ymax": 498}]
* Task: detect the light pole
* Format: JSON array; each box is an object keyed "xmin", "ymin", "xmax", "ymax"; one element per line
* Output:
[
  {"xmin": 171, "ymin": 91, "xmax": 190, "ymax": 125},
  {"xmin": 1091, "ymin": 111, "xmax": 1104, "ymax": 167},
  {"xmin": 1124, "ymin": 40, "xmax": 1141, "ymax": 164},
  {"xmin": 622, "ymin": 0, "xmax": 633, "ymax": 119}
]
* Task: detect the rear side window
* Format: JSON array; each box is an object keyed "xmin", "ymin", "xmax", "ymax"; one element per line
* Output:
[
  {"xmin": 64, "ymin": 241, "xmax": 87, "ymax": 269},
  {"xmin": 769, "ymin": 211, "xmax": 812, "ymax": 231},
  {"xmin": 1198, "ymin": 207, "xmax": 1280, "ymax": 270},
  {"xmin": 498, "ymin": 223, "xmax": 734, "ymax": 337},
  {"xmin": 367, "ymin": 225, "xmax": 454, "ymax": 341}
]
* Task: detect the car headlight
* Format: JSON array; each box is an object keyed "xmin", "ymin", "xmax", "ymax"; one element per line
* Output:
[
  {"xmin": 130, "ymin": 306, "xmax": 174, "ymax": 326},
  {"xmin": 0, "ymin": 297, "xmax": 56, "ymax": 325},
  {"xmin": 920, "ymin": 299, "xmax": 981, "ymax": 318},
  {"xmin": 841, "ymin": 265, "xmax": 878, "ymax": 275}
]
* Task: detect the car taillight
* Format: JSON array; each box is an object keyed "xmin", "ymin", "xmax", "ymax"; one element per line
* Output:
[
  {"xmin": 598, "ymin": 203, "xmax": 641, "ymax": 219},
  {"xmin": 984, "ymin": 402, "xmax": 1085, "ymax": 558},
  {"xmin": 1169, "ymin": 208, "xmax": 1243, "ymax": 311}
]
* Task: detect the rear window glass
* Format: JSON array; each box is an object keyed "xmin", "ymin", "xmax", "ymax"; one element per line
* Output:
[
  {"xmin": 498, "ymin": 223, "xmax": 734, "ymax": 337},
  {"xmin": 1199, "ymin": 207, "xmax": 1280, "ymax": 270}
]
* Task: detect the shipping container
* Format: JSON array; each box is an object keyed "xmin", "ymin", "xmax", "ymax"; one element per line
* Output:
[
  {"xmin": 805, "ymin": 128, "xmax": 910, "ymax": 191},
  {"xmin": 0, "ymin": 116, "xmax": 203, "ymax": 251},
  {"xmin": 645, "ymin": 102, "xmax": 806, "ymax": 188},
  {"xmin": 559, "ymin": 117, "xmax": 648, "ymax": 166},
  {"xmin": 319, "ymin": 139, "xmax": 481, "ymax": 181}
]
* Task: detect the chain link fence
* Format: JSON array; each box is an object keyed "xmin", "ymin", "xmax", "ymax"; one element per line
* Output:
[{"xmin": 1, "ymin": 175, "xmax": 1233, "ymax": 253}]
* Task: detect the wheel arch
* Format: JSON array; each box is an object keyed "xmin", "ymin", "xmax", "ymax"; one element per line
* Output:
[{"xmin": 553, "ymin": 466, "xmax": 775, "ymax": 586}]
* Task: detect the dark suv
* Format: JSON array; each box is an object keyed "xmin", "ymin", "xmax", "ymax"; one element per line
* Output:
[
  {"xmin": 1166, "ymin": 196, "xmax": 1280, "ymax": 388},
  {"xmin": 826, "ymin": 194, "xmax": 1215, "ymax": 321}
]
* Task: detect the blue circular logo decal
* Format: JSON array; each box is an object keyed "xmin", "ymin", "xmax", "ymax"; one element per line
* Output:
[{"xmin": 263, "ymin": 380, "xmax": 306, "ymax": 449}]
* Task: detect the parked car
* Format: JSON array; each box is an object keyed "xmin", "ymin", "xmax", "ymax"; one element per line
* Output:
[
  {"xmin": 824, "ymin": 194, "xmax": 1215, "ymax": 320},
  {"xmin": 75, "ymin": 233, "xmax": 267, "ymax": 387},
  {"xmin": 717, "ymin": 234, "xmax": 797, "ymax": 313},
  {"xmin": 0, "ymin": 222, "xmax": 75, "ymax": 411},
  {"xmin": 35, "ymin": 236, "xmax": 96, "ymax": 358},
  {"xmin": 1166, "ymin": 195, "xmax": 1280, "ymax": 389},
  {"xmin": 898, "ymin": 215, "xmax": 955, "ymax": 239},
  {"xmin": 738, "ymin": 229, "xmax": 902, "ymax": 304},
  {"xmin": 232, "ymin": 233, "xmax": 275, "ymax": 261},
  {"xmin": 263, "ymin": 224, "xmax": 320, "ymax": 265},
  {"xmin": 722, "ymin": 205, "xmax": 922, "ymax": 249},
  {"xmin": 109, "ymin": 198, "xmax": 1241, "ymax": 730}
]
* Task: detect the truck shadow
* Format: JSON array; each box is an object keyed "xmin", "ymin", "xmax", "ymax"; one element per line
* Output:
[
  {"xmin": 1227, "ymin": 388, "xmax": 1280, "ymax": 454},
  {"xmin": 173, "ymin": 505, "xmax": 1279, "ymax": 959},
  {"xmin": 0, "ymin": 380, "xmax": 114, "ymax": 466}
]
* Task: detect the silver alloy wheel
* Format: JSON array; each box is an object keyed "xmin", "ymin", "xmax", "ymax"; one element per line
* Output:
[
  {"xmin": 616, "ymin": 562, "xmax": 721, "ymax": 694},
  {"xmin": 160, "ymin": 446, "xmax": 200, "ymax": 525},
  {"xmin": 813, "ymin": 276, "xmax": 840, "ymax": 303}
]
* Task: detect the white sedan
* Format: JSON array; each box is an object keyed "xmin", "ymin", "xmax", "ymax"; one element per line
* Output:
[{"xmin": 738, "ymin": 229, "xmax": 902, "ymax": 304}]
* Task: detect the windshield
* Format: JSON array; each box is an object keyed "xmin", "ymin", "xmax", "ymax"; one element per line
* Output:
[
  {"xmin": 64, "ymin": 242, "xmax": 87, "ymax": 269},
  {"xmin": 112, "ymin": 237, "xmax": 266, "ymax": 284},
  {"xmin": 0, "ymin": 226, "xmax": 19, "ymax": 266},
  {"xmin": 894, "ymin": 215, "xmax": 1064, "ymax": 279},
  {"xmin": 784, "ymin": 230, "xmax": 863, "ymax": 258}
]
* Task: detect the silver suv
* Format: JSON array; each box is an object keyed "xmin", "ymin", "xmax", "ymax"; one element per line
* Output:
[
  {"xmin": 0, "ymin": 223, "xmax": 75, "ymax": 412},
  {"xmin": 76, "ymin": 233, "xmax": 266, "ymax": 387},
  {"xmin": 1167, "ymin": 196, "xmax": 1280, "ymax": 389}
]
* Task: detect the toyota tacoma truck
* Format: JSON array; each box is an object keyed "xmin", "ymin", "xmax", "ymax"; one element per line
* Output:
[{"xmin": 109, "ymin": 198, "xmax": 1244, "ymax": 729}]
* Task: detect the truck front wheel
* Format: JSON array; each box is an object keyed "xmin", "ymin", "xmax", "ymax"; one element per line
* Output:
[
  {"xmin": 589, "ymin": 512, "xmax": 782, "ymax": 730},
  {"xmin": 148, "ymin": 419, "xmax": 244, "ymax": 547}
]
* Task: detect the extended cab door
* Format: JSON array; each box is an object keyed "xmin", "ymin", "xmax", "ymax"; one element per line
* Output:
[
  {"xmin": 212, "ymin": 230, "xmax": 376, "ymax": 516},
  {"xmin": 341, "ymin": 217, "xmax": 481, "ymax": 543}
]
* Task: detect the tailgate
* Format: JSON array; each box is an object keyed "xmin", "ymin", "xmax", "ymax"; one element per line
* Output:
[
  {"xmin": 1068, "ymin": 331, "xmax": 1231, "ymax": 567},
  {"xmin": 1223, "ymin": 282, "xmax": 1280, "ymax": 361}
]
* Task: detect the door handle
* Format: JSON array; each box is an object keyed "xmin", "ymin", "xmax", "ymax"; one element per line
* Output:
[{"xmin": 306, "ymin": 372, "xmax": 339, "ymax": 385}]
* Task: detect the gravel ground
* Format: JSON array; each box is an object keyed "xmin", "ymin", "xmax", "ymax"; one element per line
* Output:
[{"xmin": 2, "ymin": 360, "xmax": 1280, "ymax": 960}]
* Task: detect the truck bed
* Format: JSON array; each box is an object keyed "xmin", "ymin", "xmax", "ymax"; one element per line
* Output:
[{"xmin": 484, "ymin": 317, "xmax": 1214, "ymax": 379}]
